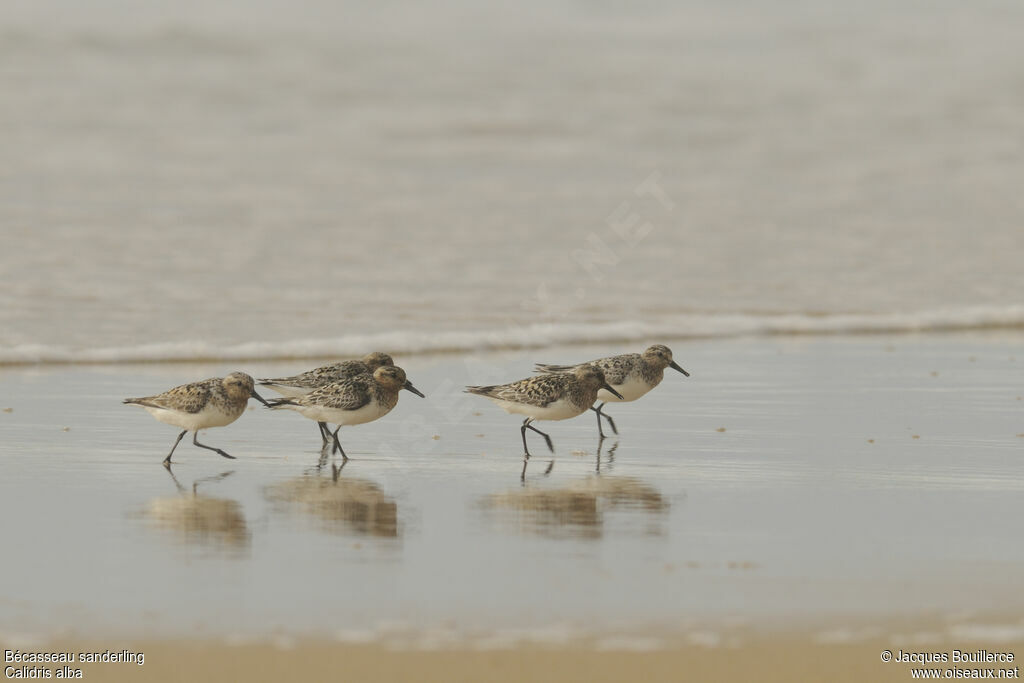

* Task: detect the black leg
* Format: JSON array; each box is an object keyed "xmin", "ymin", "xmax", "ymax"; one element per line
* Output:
[
  {"xmin": 519, "ymin": 419, "xmax": 533, "ymax": 481},
  {"xmin": 192, "ymin": 431, "xmax": 236, "ymax": 460},
  {"xmin": 331, "ymin": 426, "xmax": 349, "ymax": 461},
  {"xmin": 163, "ymin": 429, "xmax": 187, "ymax": 465},
  {"xmin": 520, "ymin": 418, "xmax": 554, "ymax": 481},
  {"xmin": 524, "ymin": 419, "xmax": 555, "ymax": 453},
  {"xmin": 591, "ymin": 405, "xmax": 605, "ymax": 439},
  {"xmin": 591, "ymin": 403, "xmax": 618, "ymax": 438},
  {"xmin": 603, "ymin": 409, "xmax": 618, "ymax": 436},
  {"xmin": 318, "ymin": 421, "xmax": 330, "ymax": 446}
]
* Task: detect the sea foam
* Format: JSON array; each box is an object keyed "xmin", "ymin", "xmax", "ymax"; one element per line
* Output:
[{"xmin": 2, "ymin": 305, "xmax": 1023, "ymax": 365}]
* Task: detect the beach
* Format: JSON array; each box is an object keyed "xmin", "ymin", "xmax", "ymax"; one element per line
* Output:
[
  {"xmin": 12, "ymin": 630, "xmax": 1024, "ymax": 683},
  {"xmin": 4, "ymin": 0, "xmax": 1024, "ymax": 678},
  {"xmin": 2, "ymin": 334, "xmax": 1023, "ymax": 680}
]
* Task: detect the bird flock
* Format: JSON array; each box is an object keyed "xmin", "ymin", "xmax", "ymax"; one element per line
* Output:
[{"xmin": 124, "ymin": 345, "xmax": 689, "ymax": 476}]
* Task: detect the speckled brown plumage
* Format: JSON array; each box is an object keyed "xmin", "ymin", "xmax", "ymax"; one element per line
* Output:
[{"xmin": 259, "ymin": 352, "xmax": 394, "ymax": 392}]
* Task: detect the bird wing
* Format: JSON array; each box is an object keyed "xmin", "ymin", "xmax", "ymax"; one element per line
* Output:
[
  {"xmin": 468, "ymin": 374, "xmax": 568, "ymax": 408},
  {"xmin": 124, "ymin": 379, "xmax": 213, "ymax": 413},
  {"xmin": 591, "ymin": 355, "xmax": 638, "ymax": 386},
  {"xmin": 301, "ymin": 376, "xmax": 373, "ymax": 411},
  {"xmin": 260, "ymin": 360, "xmax": 366, "ymax": 388},
  {"xmin": 534, "ymin": 362, "xmax": 576, "ymax": 374},
  {"xmin": 535, "ymin": 355, "xmax": 636, "ymax": 385}
]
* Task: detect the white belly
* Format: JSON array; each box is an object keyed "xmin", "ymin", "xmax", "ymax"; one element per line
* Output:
[
  {"xmin": 489, "ymin": 397, "xmax": 587, "ymax": 422},
  {"xmin": 144, "ymin": 404, "xmax": 240, "ymax": 432},
  {"xmin": 599, "ymin": 375, "xmax": 654, "ymax": 403},
  {"xmin": 286, "ymin": 400, "xmax": 393, "ymax": 427}
]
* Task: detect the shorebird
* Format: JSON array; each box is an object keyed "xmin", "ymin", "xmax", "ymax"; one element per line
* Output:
[
  {"xmin": 124, "ymin": 372, "xmax": 270, "ymax": 465},
  {"xmin": 259, "ymin": 352, "xmax": 395, "ymax": 446},
  {"xmin": 535, "ymin": 344, "xmax": 689, "ymax": 438},
  {"xmin": 466, "ymin": 365, "xmax": 623, "ymax": 478},
  {"xmin": 266, "ymin": 365, "xmax": 425, "ymax": 459}
]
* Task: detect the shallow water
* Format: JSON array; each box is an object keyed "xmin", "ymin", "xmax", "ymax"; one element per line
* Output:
[{"xmin": 1, "ymin": 335, "xmax": 1022, "ymax": 640}]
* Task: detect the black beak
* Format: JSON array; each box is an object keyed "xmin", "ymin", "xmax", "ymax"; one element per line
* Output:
[
  {"xmin": 669, "ymin": 360, "xmax": 690, "ymax": 377},
  {"xmin": 403, "ymin": 380, "xmax": 426, "ymax": 398},
  {"xmin": 602, "ymin": 383, "xmax": 624, "ymax": 400},
  {"xmin": 250, "ymin": 389, "xmax": 271, "ymax": 407}
]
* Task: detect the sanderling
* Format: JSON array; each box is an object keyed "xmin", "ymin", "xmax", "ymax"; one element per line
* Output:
[
  {"xmin": 535, "ymin": 344, "xmax": 689, "ymax": 438},
  {"xmin": 267, "ymin": 365, "xmax": 425, "ymax": 459},
  {"xmin": 259, "ymin": 352, "xmax": 395, "ymax": 446},
  {"xmin": 465, "ymin": 365, "xmax": 623, "ymax": 478},
  {"xmin": 124, "ymin": 372, "xmax": 270, "ymax": 465}
]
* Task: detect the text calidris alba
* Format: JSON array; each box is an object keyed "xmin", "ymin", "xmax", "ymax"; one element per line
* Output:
[
  {"xmin": 535, "ymin": 344, "xmax": 689, "ymax": 438},
  {"xmin": 267, "ymin": 365, "xmax": 425, "ymax": 459},
  {"xmin": 124, "ymin": 372, "xmax": 270, "ymax": 465}
]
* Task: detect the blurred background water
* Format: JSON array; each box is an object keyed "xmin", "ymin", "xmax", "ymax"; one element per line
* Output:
[{"xmin": 2, "ymin": 0, "xmax": 1024, "ymax": 362}]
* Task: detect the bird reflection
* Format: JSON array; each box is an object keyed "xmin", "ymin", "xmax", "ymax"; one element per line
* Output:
[
  {"xmin": 140, "ymin": 468, "xmax": 250, "ymax": 551},
  {"xmin": 484, "ymin": 485, "xmax": 602, "ymax": 539},
  {"xmin": 265, "ymin": 457, "xmax": 400, "ymax": 538},
  {"xmin": 519, "ymin": 438, "xmax": 621, "ymax": 482},
  {"xmin": 480, "ymin": 466, "xmax": 669, "ymax": 540},
  {"xmin": 596, "ymin": 439, "xmax": 619, "ymax": 473}
]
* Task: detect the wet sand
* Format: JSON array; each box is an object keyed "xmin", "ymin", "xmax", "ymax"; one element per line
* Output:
[
  {"xmin": 2, "ymin": 334, "xmax": 1023, "ymax": 679},
  {"xmin": 21, "ymin": 621, "xmax": 1024, "ymax": 683}
]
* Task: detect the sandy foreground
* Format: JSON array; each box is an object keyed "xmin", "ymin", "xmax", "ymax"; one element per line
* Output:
[{"xmin": 15, "ymin": 624, "xmax": 1024, "ymax": 683}]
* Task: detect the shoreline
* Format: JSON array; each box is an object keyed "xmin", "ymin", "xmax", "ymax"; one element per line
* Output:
[
  {"xmin": 10, "ymin": 616, "xmax": 1023, "ymax": 683},
  {"xmin": 2, "ymin": 315, "xmax": 1024, "ymax": 368},
  {"xmin": 8, "ymin": 610, "xmax": 1024, "ymax": 647}
]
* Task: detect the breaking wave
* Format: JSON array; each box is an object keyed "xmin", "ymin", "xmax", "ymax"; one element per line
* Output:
[{"xmin": 3, "ymin": 306, "xmax": 1023, "ymax": 365}]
